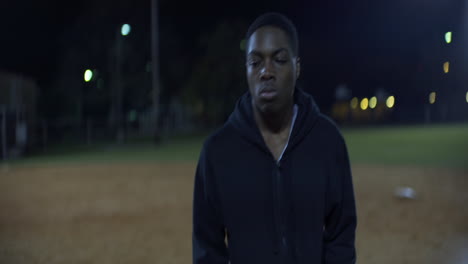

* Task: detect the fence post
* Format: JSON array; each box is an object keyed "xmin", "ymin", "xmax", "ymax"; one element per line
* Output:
[
  {"xmin": 42, "ymin": 119, "xmax": 47, "ymax": 152},
  {"xmin": 87, "ymin": 119, "xmax": 92, "ymax": 145},
  {"xmin": 1, "ymin": 106, "xmax": 6, "ymax": 161}
]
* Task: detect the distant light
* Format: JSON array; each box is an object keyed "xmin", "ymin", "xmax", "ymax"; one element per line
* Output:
[
  {"xmin": 369, "ymin": 96, "xmax": 377, "ymax": 109},
  {"xmin": 466, "ymin": 91, "xmax": 468, "ymax": 103},
  {"xmin": 443, "ymin": 62, "xmax": 450, "ymax": 73},
  {"xmin": 350, "ymin": 97, "xmax": 358, "ymax": 109},
  {"xmin": 445, "ymin": 32, "xmax": 452, "ymax": 44},
  {"xmin": 128, "ymin": 110, "xmax": 137, "ymax": 122},
  {"xmin": 240, "ymin": 39, "xmax": 246, "ymax": 51},
  {"xmin": 386, "ymin": 96, "xmax": 395, "ymax": 108},
  {"xmin": 360, "ymin": 98, "xmax": 369, "ymax": 110},
  {"xmin": 84, "ymin": 69, "xmax": 93, "ymax": 82},
  {"xmin": 429, "ymin": 92, "xmax": 436, "ymax": 104},
  {"xmin": 121, "ymin": 24, "xmax": 131, "ymax": 36}
]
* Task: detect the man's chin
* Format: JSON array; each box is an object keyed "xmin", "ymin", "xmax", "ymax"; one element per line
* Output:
[{"xmin": 255, "ymin": 100, "xmax": 281, "ymax": 116}]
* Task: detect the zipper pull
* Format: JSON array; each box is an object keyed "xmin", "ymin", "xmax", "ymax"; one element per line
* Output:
[{"xmin": 276, "ymin": 160, "xmax": 281, "ymax": 168}]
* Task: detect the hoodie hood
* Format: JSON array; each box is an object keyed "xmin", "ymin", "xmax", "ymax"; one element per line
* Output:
[{"xmin": 227, "ymin": 88, "xmax": 321, "ymax": 155}]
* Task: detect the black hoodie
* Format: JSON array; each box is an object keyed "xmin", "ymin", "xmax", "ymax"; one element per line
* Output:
[{"xmin": 193, "ymin": 88, "xmax": 357, "ymax": 264}]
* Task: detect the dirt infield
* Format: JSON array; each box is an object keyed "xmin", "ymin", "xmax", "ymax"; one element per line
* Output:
[{"xmin": 0, "ymin": 162, "xmax": 467, "ymax": 264}]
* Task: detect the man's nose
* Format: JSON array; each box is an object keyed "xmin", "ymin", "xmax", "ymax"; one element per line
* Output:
[{"xmin": 260, "ymin": 61, "xmax": 275, "ymax": 81}]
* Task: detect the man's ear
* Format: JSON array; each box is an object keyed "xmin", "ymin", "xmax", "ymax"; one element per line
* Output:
[{"xmin": 296, "ymin": 57, "xmax": 301, "ymax": 80}]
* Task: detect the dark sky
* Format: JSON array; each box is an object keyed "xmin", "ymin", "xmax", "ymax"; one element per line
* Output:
[{"xmin": 0, "ymin": 0, "xmax": 463, "ymax": 104}]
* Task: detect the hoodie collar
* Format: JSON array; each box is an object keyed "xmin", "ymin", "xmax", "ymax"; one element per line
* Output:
[{"xmin": 228, "ymin": 88, "xmax": 321, "ymax": 156}]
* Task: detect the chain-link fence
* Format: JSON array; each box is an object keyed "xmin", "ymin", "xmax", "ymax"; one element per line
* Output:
[{"xmin": 1, "ymin": 102, "xmax": 200, "ymax": 160}]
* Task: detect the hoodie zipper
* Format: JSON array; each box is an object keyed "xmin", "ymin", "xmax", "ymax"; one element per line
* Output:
[
  {"xmin": 271, "ymin": 105, "xmax": 298, "ymax": 258},
  {"xmin": 273, "ymin": 159, "xmax": 287, "ymax": 257}
]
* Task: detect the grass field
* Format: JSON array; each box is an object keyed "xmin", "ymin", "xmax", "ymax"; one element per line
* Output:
[
  {"xmin": 344, "ymin": 124, "xmax": 468, "ymax": 169},
  {"xmin": 1, "ymin": 124, "xmax": 467, "ymax": 264},
  {"xmin": 14, "ymin": 123, "xmax": 468, "ymax": 168}
]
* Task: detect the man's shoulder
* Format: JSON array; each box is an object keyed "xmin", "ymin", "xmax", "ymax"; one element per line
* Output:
[
  {"xmin": 313, "ymin": 113, "xmax": 347, "ymax": 146},
  {"xmin": 201, "ymin": 122, "xmax": 239, "ymax": 154}
]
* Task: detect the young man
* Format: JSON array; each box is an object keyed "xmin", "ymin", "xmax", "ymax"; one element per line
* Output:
[{"xmin": 193, "ymin": 12, "xmax": 357, "ymax": 264}]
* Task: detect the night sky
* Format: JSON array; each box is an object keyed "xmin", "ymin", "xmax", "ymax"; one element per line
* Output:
[{"xmin": 0, "ymin": 0, "xmax": 463, "ymax": 110}]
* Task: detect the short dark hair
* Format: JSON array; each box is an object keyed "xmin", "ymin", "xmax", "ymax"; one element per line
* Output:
[{"xmin": 245, "ymin": 12, "xmax": 299, "ymax": 56}]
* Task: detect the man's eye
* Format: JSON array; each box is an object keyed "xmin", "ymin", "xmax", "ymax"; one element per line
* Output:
[
  {"xmin": 249, "ymin": 61, "xmax": 259, "ymax": 67},
  {"xmin": 275, "ymin": 58, "xmax": 287, "ymax": 64}
]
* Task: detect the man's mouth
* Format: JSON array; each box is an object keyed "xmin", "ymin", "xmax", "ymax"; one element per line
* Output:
[{"xmin": 259, "ymin": 88, "xmax": 278, "ymax": 101}]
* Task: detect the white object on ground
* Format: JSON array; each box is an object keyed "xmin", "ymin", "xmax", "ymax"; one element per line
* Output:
[{"xmin": 394, "ymin": 186, "xmax": 417, "ymax": 199}]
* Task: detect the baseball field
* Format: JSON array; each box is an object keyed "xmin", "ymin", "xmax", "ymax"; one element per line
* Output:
[{"xmin": 1, "ymin": 124, "xmax": 467, "ymax": 263}]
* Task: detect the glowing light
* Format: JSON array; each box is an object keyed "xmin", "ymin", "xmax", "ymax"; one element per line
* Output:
[
  {"xmin": 443, "ymin": 62, "xmax": 450, "ymax": 73},
  {"xmin": 350, "ymin": 97, "xmax": 358, "ymax": 109},
  {"xmin": 240, "ymin": 39, "xmax": 246, "ymax": 51},
  {"xmin": 84, "ymin": 69, "xmax": 93, "ymax": 82},
  {"xmin": 121, "ymin": 24, "xmax": 131, "ymax": 36},
  {"xmin": 386, "ymin": 96, "xmax": 395, "ymax": 108},
  {"xmin": 445, "ymin": 32, "xmax": 452, "ymax": 44},
  {"xmin": 466, "ymin": 91, "xmax": 468, "ymax": 103},
  {"xmin": 360, "ymin": 98, "xmax": 369, "ymax": 110},
  {"xmin": 429, "ymin": 92, "xmax": 436, "ymax": 104},
  {"xmin": 369, "ymin": 96, "xmax": 377, "ymax": 109},
  {"xmin": 128, "ymin": 110, "xmax": 137, "ymax": 122}
]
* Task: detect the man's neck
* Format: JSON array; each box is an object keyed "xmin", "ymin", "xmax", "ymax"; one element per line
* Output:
[{"xmin": 253, "ymin": 101, "xmax": 294, "ymax": 135}]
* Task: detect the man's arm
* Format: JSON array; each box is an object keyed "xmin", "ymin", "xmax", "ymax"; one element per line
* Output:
[
  {"xmin": 193, "ymin": 146, "xmax": 228, "ymax": 264},
  {"xmin": 323, "ymin": 137, "xmax": 357, "ymax": 264}
]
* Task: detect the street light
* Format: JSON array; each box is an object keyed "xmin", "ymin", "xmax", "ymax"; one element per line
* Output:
[
  {"xmin": 369, "ymin": 96, "xmax": 377, "ymax": 109},
  {"xmin": 360, "ymin": 98, "xmax": 369, "ymax": 110},
  {"xmin": 444, "ymin": 62, "xmax": 450, "ymax": 73},
  {"xmin": 350, "ymin": 97, "xmax": 358, "ymax": 109},
  {"xmin": 240, "ymin": 39, "xmax": 246, "ymax": 51},
  {"xmin": 445, "ymin": 32, "xmax": 452, "ymax": 44},
  {"xmin": 111, "ymin": 24, "xmax": 131, "ymax": 142},
  {"xmin": 121, "ymin": 24, "xmax": 131, "ymax": 36},
  {"xmin": 429, "ymin": 92, "xmax": 436, "ymax": 104},
  {"xmin": 386, "ymin": 96, "xmax": 395, "ymax": 108},
  {"xmin": 84, "ymin": 69, "xmax": 93, "ymax": 82}
]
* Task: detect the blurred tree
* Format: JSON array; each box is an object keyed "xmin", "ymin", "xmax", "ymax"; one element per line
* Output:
[{"xmin": 184, "ymin": 19, "xmax": 248, "ymax": 126}]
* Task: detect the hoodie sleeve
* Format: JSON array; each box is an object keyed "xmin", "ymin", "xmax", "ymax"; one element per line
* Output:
[
  {"xmin": 323, "ymin": 137, "xmax": 357, "ymax": 264},
  {"xmin": 193, "ymin": 144, "xmax": 229, "ymax": 264}
]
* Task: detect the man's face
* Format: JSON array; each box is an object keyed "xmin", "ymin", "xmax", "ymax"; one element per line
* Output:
[{"xmin": 246, "ymin": 26, "xmax": 300, "ymax": 114}]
